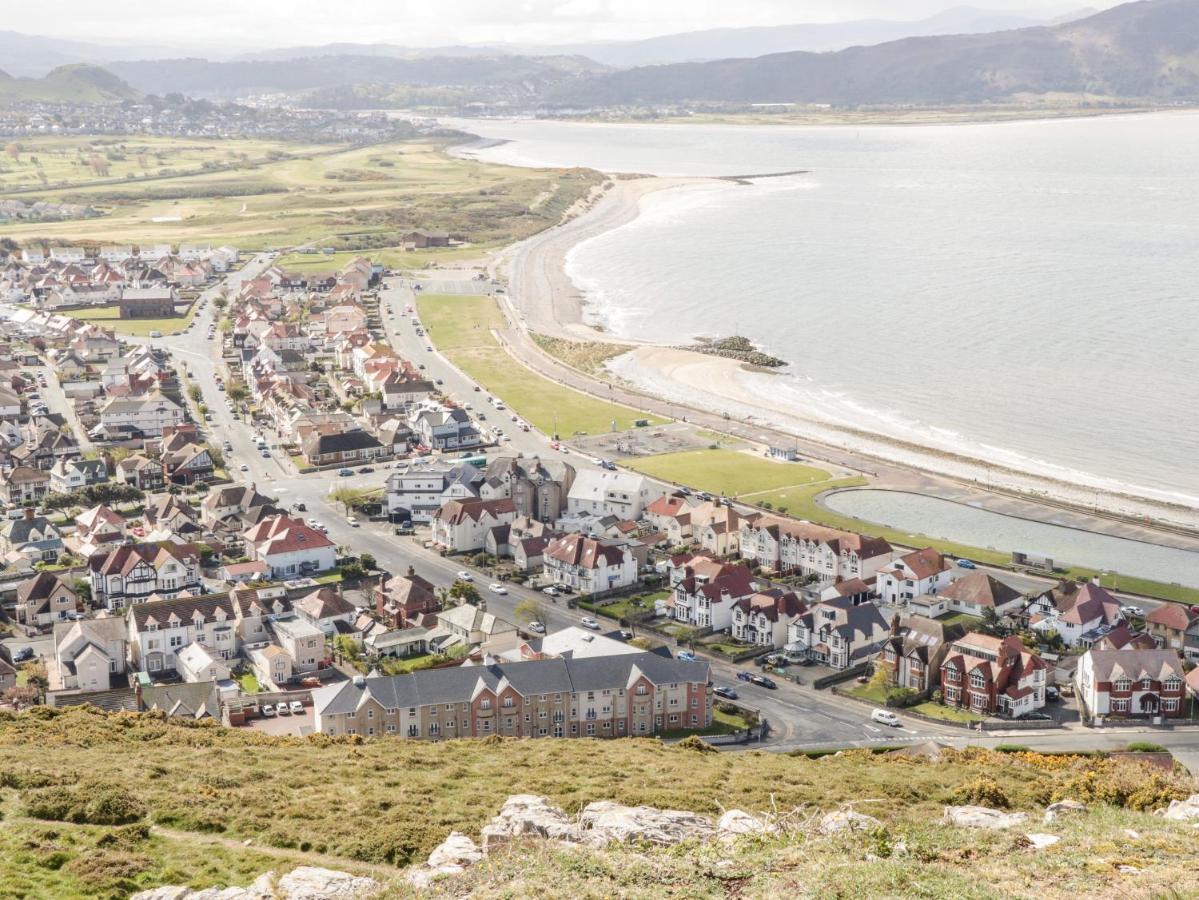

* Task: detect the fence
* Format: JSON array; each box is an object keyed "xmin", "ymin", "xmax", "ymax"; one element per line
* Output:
[{"xmin": 812, "ymin": 663, "xmax": 870, "ymax": 691}]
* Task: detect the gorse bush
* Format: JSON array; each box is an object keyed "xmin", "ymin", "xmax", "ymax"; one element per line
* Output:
[
  {"xmin": 951, "ymin": 776, "xmax": 1011, "ymax": 809},
  {"xmin": 23, "ymin": 783, "xmax": 145, "ymax": 825}
]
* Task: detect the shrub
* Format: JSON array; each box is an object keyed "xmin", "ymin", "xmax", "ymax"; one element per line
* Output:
[
  {"xmin": 1125, "ymin": 742, "xmax": 1168, "ymax": 753},
  {"xmin": 23, "ymin": 783, "xmax": 144, "ymax": 825},
  {"xmin": 675, "ymin": 735, "xmax": 716, "ymax": 753},
  {"xmin": 951, "ymin": 776, "xmax": 1011, "ymax": 809},
  {"xmin": 884, "ymin": 687, "xmax": 919, "ymax": 709},
  {"xmin": 993, "ymin": 744, "xmax": 1032, "ymax": 754}
]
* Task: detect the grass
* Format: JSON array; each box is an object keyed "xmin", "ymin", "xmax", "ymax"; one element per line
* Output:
[
  {"xmin": 377, "ymin": 653, "xmax": 442, "ymax": 675},
  {"xmin": 236, "ymin": 673, "xmax": 261, "ymax": 694},
  {"xmin": 3, "ymin": 139, "xmax": 602, "ymax": 253},
  {"xmin": 416, "ymin": 293, "xmax": 666, "ymax": 436},
  {"xmin": 935, "ymin": 611, "xmax": 982, "ymax": 628},
  {"xmin": 0, "ymin": 708, "xmax": 1196, "ymax": 898},
  {"xmin": 62, "ymin": 304, "xmax": 198, "ymax": 337},
  {"xmin": 849, "ymin": 683, "xmax": 986, "ymax": 724},
  {"xmin": 530, "ymin": 333, "xmax": 635, "ymax": 377},
  {"xmin": 597, "ymin": 591, "xmax": 668, "ymax": 621},
  {"xmin": 623, "ymin": 448, "xmax": 830, "ymax": 499}
]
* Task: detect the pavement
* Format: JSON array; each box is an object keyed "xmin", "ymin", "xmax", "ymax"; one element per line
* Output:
[{"xmin": 129, "ymin": 259, "xmax": 1199, "ymax": 761}]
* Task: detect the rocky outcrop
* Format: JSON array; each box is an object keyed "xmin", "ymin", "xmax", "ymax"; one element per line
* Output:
[
  {"xmin": 942, "ymin": 806, "xmax": 1028, "ymax": 830},
  {"xmin": 480, "ymin": 794, "xmax": 582, "ymax": 851},
  {"xmin": 717, "ymin": 809, "xmax": 777, "ymax": 841},
  {"xmin": 678, "ymin": 335, "xmax": 787, "ymax": 368},
  {"xmin": 1043, "ymin": 799, "xmax": 1088, "ymax": 824},
  {"xmin": 1022, "ymin": 833, "xmax": 1062, "ymax": 850},
  {"xmin": 818, "ymin": 808, "xmax": 883, "ymax": 835},
  {"xmin": 580, "ymin": 800, "xmax": 716, "ymax": 847},
  {"xmin": 131, "ymin": 868, "xmax": 380, "ymax": 900},
  {"xmin": 1160, "ymin": 794, "xmax": 1199, "ymax": 822},
  {"xmin": 404, "ymin": 833, "xmax": 484, "ymax": 891}
]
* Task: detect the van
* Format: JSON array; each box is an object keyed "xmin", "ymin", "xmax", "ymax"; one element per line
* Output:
[{"xmin": 871, "ymin": 709, "xmax": 901, "ymax": 727}]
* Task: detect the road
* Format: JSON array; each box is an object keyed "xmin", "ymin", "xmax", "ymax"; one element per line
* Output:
[{"xmin": 131, "ymin": 260, "xmax": 1199, "ymax": 760}]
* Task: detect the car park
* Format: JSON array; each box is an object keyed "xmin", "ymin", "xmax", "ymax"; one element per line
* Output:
[
  {"xmin": 581, "ymin": 617, "xmax": 601, "ymax": 630},
  {"xmin": 871, "ymin": 709, "xmax": 901, "ymax": 727},
  {"xmin": 714, "ymin": 686, "xmax": 738, "ymax": 700},
  {"xmin": 289, "ymin": 700, "xmax": 305, "ymax": 716},
  {"xmin": 489, "ymin": 583, "xmax": 508, "ymax": 595}
]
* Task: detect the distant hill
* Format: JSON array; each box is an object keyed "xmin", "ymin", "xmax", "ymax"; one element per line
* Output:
[
  {"xmin": 106, "ymin": 54, "xmax": 606, "ymax": 101},
  {"xmin": 0, "ymin": 63, "xmax": 140, "ymax": 104},
  {"xmin": 544, "ymin": 0, "xmax": 1199, "ymax": 107},
  {"xmin": 0, "ymin": 30, "xmax": 204, "ymax": 78}
]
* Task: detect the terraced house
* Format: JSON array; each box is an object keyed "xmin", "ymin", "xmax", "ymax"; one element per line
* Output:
[
  {"xmin": 312, "ymin": 652, "xmax": 711, "ymax": 740},
  {"xmin": 739, "ymin": 516, "xmax": 892, "ymax": 583},
  {"xmin": 126, "ymin": 594, "xmax": 239, "ymax": 675}
]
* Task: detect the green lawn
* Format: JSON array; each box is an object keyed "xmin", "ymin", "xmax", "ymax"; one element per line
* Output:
[
  {"xmin": 623, "ymin": 448, "xmax": 830, "ymax": 499},
  {"xmin": 416, "ymin": 293, "xmax": 666, "ymax": 436},
  {"xmin": 378, "ymin": 653, "xmax": 442, "ymax": 675},
  {"xmin": 597, "ymin": 590, "xmax": 668, "ymax": 621},
  {"xmin": 935, "ymin": 611, "xmax": 982, "ymax": 628},
  {"xmin": 64, "ymin": 304, "xmax": 197, "ymax": 337},
  {"xmin": 236, "ymin": 672, "xmax": 260, "ymax": 694},
  {"xmin": 848, "ymin": 682, "xmax": 984, "ymax": 724}
]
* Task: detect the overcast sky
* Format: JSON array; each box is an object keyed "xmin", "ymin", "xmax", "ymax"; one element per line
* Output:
[{"xmin": 15, "ymin": 1, "xmax": 1121, "ymax": 50}]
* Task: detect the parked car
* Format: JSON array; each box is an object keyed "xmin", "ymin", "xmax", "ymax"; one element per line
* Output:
[
  {"xmin": 1120, "ymin": 605, "xmax": 1144, "ymax": 618},
  {"xmin": 750, "ymin": 674, "xmax": 777, "ymax": 689},
  {"xmin": 677, "ymin": 650, "xmax": 697, "ymax": 662},
  {"xmin": 956, "ymin": 558, "xmax": 977, "ymax": 570},
  {"xmin": 871, "ymin": 709, "xmax": 901, "ymax": 727},
  {"xmin": 338, "ymin": 469, "xmax": 353, "ymax": 477},
  {"xmin": 294, "ymin": 502, "xmax": 307, "ymax": 512},
  {"xmin": 347, "ymin": 517, "xmax": 359, "ymax": 527},
  {"xmin": 528, "ymin": 621, "xmax": 546, "ymax": 634},
  {"xmin": 12, "ymin": 647, "xmax": 34, "ymax": 663},
  {"xmin": 736, "ymin": 671, "xmax": 754, "ymax": 682},
  {"xmin": 239, "ymin": 463, "xmax": 249, "ymax": 472},
  {"xmin": 714, "ymin": 686, "xmax": 739, "ymax": 700},
  {"xmin": 542, "ymin": 586, "xmax": 559, "ymax": 597},
  {"xmin": 260, "ymin": 704, "xmax": 276, "ymax": 718},
  {"xmin": 489, "ymin": 583, "xmax": 508, "ymax": 595},
  {"xmin": 360, "ymin": 467, "xmax": 375, "ymax": 474},
  {"xmin": 1046, "ymin": 685, "xmax": 1061, "ymax": 702},
  {"xmin": 276, "ymin": 702, "xmax": 291, "ymax": 716},
  {"xmin": 394, "ymin": 525, "xmax": 415, "ymax": 536},
  {"xmin": 289, "ymin": 700, "xmax": 305, "ymax": 716},
  {"xmin": 581, "ymin": 617, "xmax": 601, "ymax": 630},
  {"xmin": 619, "ymin": 630, "xmax": 634, "ymax": 640},
  {"xmin": 456, "ymin": 571, "xmax": 474, "ymax": 581},
  {"xmin": 260, "ymin": 449, "xmax": 270, "ymax": 458}
]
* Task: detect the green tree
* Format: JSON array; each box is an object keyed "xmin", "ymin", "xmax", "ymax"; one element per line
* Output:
[
  {"xmin": 226, "ymin": 383, "xmax": 249, "ymax": 403},
  {"xmin": 448, "ymin": 580, "xmax": 481, "ymax": 606},
  {"xmin": 869, "ymin": 659, "xmax": 894, "ymax": 693},
  {"xmin": 187, "ymin": 384, "xmax": 202, "ymax": 403},
  {"xmin": 514, "ymin": 598, "xmax": 544, "ymax": 625},
  {"xmin": 329, "ymin": 486, "xmax": 366, "ymax": 514}
]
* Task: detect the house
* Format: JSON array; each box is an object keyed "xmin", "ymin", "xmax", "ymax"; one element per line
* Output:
[
  {"xmin": 375, "ymin": 565, "xmax": 440, "ymax": 629},
  {"xmin": 269, "ymin": 614, "xmax": 325, "ymax": 676},
  {"xmin": 72, "ymin": 504, "xmax": 126, "ymax": 553},
  {"xmin": 644, "ymin": 494, "xmax": 694, "ymax": 545},
  {"xmin": 99, "ymin": 392, "xmax": 184, "ymax": 438},
  {"xmin": 126, "ymin": 594, "xmax": 239, "ymax": 674},
  {"xmin": 875, "ymin": 548, "xmax": 952, "ymax": 605},
  {"xmin": 431, "ymin": 603, "xmax": 520, "ymax": 656},
  {"xmin": 484, "ymin": 456, "xmax": 576, "ymax": 523},
  {"xmin": 740, "ymin": 516, "xmax": 893, "ymax": 584},
  {"xmin": 13, "ymin": 571, "xmax": 77, "ymax": 628},
  {"xmin": 544, "ymin": 533, "xmax": 639, "ymax": 597},
  {"xmin": 295, "ymin": 586, "xmax": 358, "ymax": 637},
  {"xmin": 409, "ymin": 406, "xmax": 480, "ymax": 451},
  {"xmin": 243, "ymin": 514, "xmax": 337, "ymax": 579},
  {"xmin": 50, "ymin": 617, "xmax": 127, "ymax": 692},
  {"xmin": 201, "ymin": 483, "xmax": 275, "ymax": 528},
  {"xmin": 939, "ymin": 633, "xmax": 1047, "ymax": 718},
  {"xmin": 566, "ymin": 470, "xmax": 662, "ymax": 521},
  {"xmin": 1075, "ymin": 648, "xmax": 1187, "ymax": 721},
  {"xmin": 302, "ymin": 429, "xmax": 386, "ymax": 467},
  {"xmin": 879, "ymin": 615, "xmax": 967, "ymax": 696},
  {"xmin": 119, "ymin": 287, "xmax": 178, "ymax": 319},
  {"xmin": 89, "ymin": 543, "xmax": 202, "ymax": 611},
  {"xmin": 143, "ymin": 494, "xmax": 202, "ymax": 538},
  {"xmin": 1029, "ymin": 582, "xmax": 1123, "ymax": 647},
  {"xmin": 219, "ymin": 560, "xmax": 271, "ymax": 583},
  {"xmin": 670, "ymin": 558, "xmax": 755, "ymax": 630},
  {"xmin": 49, "ymin": 457, "xmax": 108, "ymax": 493},
  {"xmin": 938, "ymin": 572, "xmax": 1025, "ymax": 620},
  {"xmin": 402, "ymin": 230, "xmax": 450, "ymax": 249},
  {"xmin": 689, "ymin": 501, "xmax": 745, "ymax": 557},
  {"xmin": 0, "ymin": 509, "xmax": 63, "ymax": 562},
  {"xmin": 312, "ymin": 652, "xmax": 712, "ymax": 740},
  {"xmin": 0, "ymin": 465, "xmax": 50, "ymax": 506},
  {"xmin": 1143, "ymin": 604, "xmax": 1199, "ymax": 655},
  {"xmin": 248, "ymin": 645, "xmax": 293, "ymax": 691},
  {"xmin": 175, "ymin": 642, "xmax": 233, "ymax": 684},
  {"xmin": 161, "ymin": 443, "xmax": 214, "ymax": 485},
  {"xmin": 508, "ymin": 625, "xmax": 645, "ymax": 663},
  {"xmin": 230, "ymin": 585, "xmax": 292, "ymax": 645},
  {"xmin": 431, "ymin": 498, "xmax": 517, "ymax": 552},
  {"xmin": 730, "ymin": 588, "xmax": 806, "ymax": 648},
  {"xmin": 115, "ymin": 454, "xmax": 165, "ymax": 491},
  {"xmin": 787, "ymin": 596, "xmax": 890, "ymax": 669}
]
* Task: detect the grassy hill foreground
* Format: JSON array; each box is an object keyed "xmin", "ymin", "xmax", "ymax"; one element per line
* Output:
[{"xmin": 0, "ymin": 707, "xmax": 1197, "ymax": 898}]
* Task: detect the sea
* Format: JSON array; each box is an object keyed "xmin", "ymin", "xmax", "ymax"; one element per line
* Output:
[{"xmin": 450, "ymin": 114, "xmax": 1199, "ymax": 509}]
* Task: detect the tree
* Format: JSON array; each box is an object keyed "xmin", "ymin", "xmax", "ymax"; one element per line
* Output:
[
  {"xmin": 360, "ymin": 553, "xmax": 377, "ymax": 571},
  {"xmin": 869, "ymin": 659, "xmax": 894, "ymax": 693},
  {"xmin": 448, "ymin": 580, "xmax": 481, "ymax": 606},
  {"xmin": 187, "ymin": 384, "xmax": 202, "ymax": 403},
  {"xmin": 514, "ymin": 598, "xmax": 544, "ymax": 625},
  {"xmin": 329, "ymin": 486, "xmax": 366, "ymax": 514},
  {"xmin": 226, "ymin": 383, "xmax": 249, "ymax": 403},
  {"xmin": 978, "ymin": 607, "xmax": 1003, "ymax": 637},
  {"xmin": 213, "ymin": 297, "xmax": 228, "ymax": 311}
]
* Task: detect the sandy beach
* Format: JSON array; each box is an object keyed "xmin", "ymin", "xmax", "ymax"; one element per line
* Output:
[{"xmin": 496, "ymin": 174, "xmax": 1199, "ymax": 532}]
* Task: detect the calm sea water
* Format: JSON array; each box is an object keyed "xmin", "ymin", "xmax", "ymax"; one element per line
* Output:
[{"xmin": 453, "ymin": 115, "xmax": 1199, "ymax": 507}]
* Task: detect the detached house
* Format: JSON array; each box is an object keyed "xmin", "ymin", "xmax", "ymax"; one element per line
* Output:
[
  {"xmin": 938, "ymin": 572, "xmax": 1025, "ymax": 620},
  {"xmin": 375, "ymin": 566, "xmax": 440, "ymax": 629},
  {"xmin": 787, "ymin": 596, "xmax": 890, "ymax": 670},
  {"xmin": 1029, "ymin": 582, "xmax": 1123, "ymax": 647},
  {"xmin": 940, "ymin": 633, "xmax": 1047, "ymax": 718},
  {"xmin": 0, "ymin": 509, "xmax": 63, "ymax": 562},
  {"xmin": 14, "ymin": 571, "xmax": 77, "ymax": 629},
  {"xmin": 567, "ymin": 470, "xmax": 661, "ymax": 521},
  {"xmin": 410, "ymin": 407, "xmax": 480, "ymax": 451},
  {"xmin": 50, "ymin": 617, "xmax": 127, "ymax": 693},
  {"xmin": 99, "ymin": 392, "xmax": 184, "ymax": 438},
  {"xmin": 243, "ymin": 514, "xmax": 337, "ymax": 579},
  {"xmin": 1143, "ymin": 604, "xmax": 1199, "ymax": 656},
  {"xmin": 302, "ymin": 429, "xmax": 386, "ymax": 467},
  {"xmin": 731, "ymin": 588, "xmax": 806, "ymax": 649},
  {"xmin": 670, "ymin": 558, "xmax": 755, "ymax": 631},
  {"xmin": 89, "ymin": 543, "xmax": 202, "ymax": 611},
  {"xmin": 0, "ymin": 465, "xmax": 50, "ymax": 506},
  {"xmin": 115, "ymin": 454, "xmax": 165, "ymax": 491},
  {"xmin": 875, "ymin": 547, "xmax": 952, "ymax": 605},
  {"xmin": 1075, "ymin": 648, "xmax": 1187, "ymax": 721},
  {"xmin": 432, "ymin": 498, "xmax": 517, "ymax": 552},
  {"xmin": 49, "ymin": 457, "xmax": 108, "ymax": 494},
  {"xmin": 544, "ymin": 533, "xmax": 639, "ymax": 597},
  {"xmin": 879, "ymin": 614, "xmax": 967, "ymax": 696}
]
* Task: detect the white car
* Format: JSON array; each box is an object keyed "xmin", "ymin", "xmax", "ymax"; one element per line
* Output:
[
  {"xmin": 260, "ymin": 704, "xmax": 276, "ymax": 718},
  {"xmin": 1120, "ymin": 605, "xmax": 1144, "ymax": 618},
  {"xmin": 276, "ymin": 702, "xmax": 292, "ymax": 716},
  {"xmin": 580, "ymin": 616, "xmax": 601, "ymax": 630},
  {"xmin": 542, "ymin": 586, "xmax": 560, "ymax": 597},
  {"xmin": 871, "ymin": 709, "xmax": 901, "ymax": 727},
  {"xmin": 239, "ymin": 463, "xmax": 249, "ymax": 471},
  {"xmin": 488, "ymin": 583, "xmax": 508, "ymax": 595},
  {"xmin": 347, "ymin": 517, "xmax": 359, "ymax": 527},
  {"xmin": 288, "ymin": 700, "xmax": 305, "ymax": 715},
  {"xmin": 527, "ymin": 621, "xmax": 546, "ymax": 634},
  {"xmin": 456, "ymin": 571, "xmax": 474, "ymax": 581}
]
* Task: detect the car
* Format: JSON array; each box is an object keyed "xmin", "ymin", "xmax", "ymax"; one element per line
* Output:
[
  {"xmin": 223, "ymin": 442, "xmax": 233, "ymax": 451},
  {"xmin": 435, "ymin": 379, "xmax": 444, "ymax": 386},
  {"xmin": 510, "ymin": 414, "xmax": 518, "ymax": 422},
  {"xmin": 276, "ymin": 702, "xmax": 291, "ymax": 716},
  {"xmin": 294, "ymin": 502, "xmax": 307, "ymax": 512},
  {"xmin": 871, "ymin": 709, "xmax": 901, "ymax": 727},
  {"xmin": 394, "ymin": 525, "xmax": 415, "ymax": 536},
  {"xmin": 676, "ymin": 650, "xmax": 697, "ymax": 662},
  {"xmin": 239, "ymin": 463, "xmax": 249, "ymax": 472},
  {"xmin": 477, "ymin": 412, "xmax": 486, "ymax": 420},
  {"xmin": 618, "ymin": 629, "xmax": 634, "ymax": 640},
  {"xmin": 750, "ymin": 674, "xmax": 777, "ymax": 689},
  {"xmin": 217, "ymin": 384, "xmax": 226, "ymax": 391},
  {"xmin": 473, "ymin": 386, "xmax": 481, "ymax": 392},
  {"xmin": 542, "ymin": 586, "xmax": 559, "ymax": 597},
  {"xmin": 527, "ymin": 621, "xmax": 546, "ymax": 634},
  {"xmin": 1120, "ymin": 605, "xmax": 1144, "ymax": 618},
  {"xmin": 1046, "ymin": 685, "xmax": 1061, "ymax": 702},
  {"xmin": 360, "ymin": 467, "xmax": 375, "ymax": 474},
  {"xmin": 289, "ymin": 700, "xmax": 305, "ymax": 716},
  {"xmin": 714, "ymin": 686, "xmax": 739, "ymax": 700},
  {"xmin": 520, "ymin": 424, "xmax": 530, "ymax": 432},
  {"xmin": 456, "ymin": 571, "xmax": 474, "ymax": 581},
  {"xmin": 488, "ymin": 583, "xmax": 508, "ymax": 595},
  {"xmin": 581, "ymin": 616, "xmax": 601, "ymax": 630},
  {"xmin": 347, "ymin": 517, "xmax": 359, "ymax": 527},
  {"xmin": 260, "ymin": 704, "xmax": 276, "ymax": 718},
  {"xmin": 12, "ymin": 647, "xmax": 34, "ymax": 663},
  {"xmin": 426, "ymin": 345, "xmax": 433, "ymax": 351},
  {"xmin": 260, "ymin": 449, "xmax": 270, "ymax": 458},
  {"xmin": 148, "ymin": 330, "xmax": 163, "ymax": 338},
  {"xmin": 956, "ymin": 558, "xmax": 977, "ymax": 569},
  {"xmin": 736, "ymin": 671, "xmax": 754, "ymax": 682},
  {"xmin": 550, "ymin": 441, "xmax": 560, "ymax": 451},
  {"xmin": 338, "ymin": 468, "xmax": 353, "ymax": 477}
]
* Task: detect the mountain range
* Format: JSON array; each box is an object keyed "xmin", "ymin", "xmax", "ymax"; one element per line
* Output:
[{"xmin": 544, "ymin": 0, "xmax": 1199, "ymax": 107}]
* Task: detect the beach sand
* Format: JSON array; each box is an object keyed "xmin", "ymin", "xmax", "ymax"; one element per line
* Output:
[{"xmin": 496, "ymin": 175, "xmax": 1199, "ymax": 531}]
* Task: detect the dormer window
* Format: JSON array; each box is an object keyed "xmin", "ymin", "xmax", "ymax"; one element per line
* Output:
[{"xmin": 1114, "ymin": 678, "xmax": 1131, "ymax": 692}]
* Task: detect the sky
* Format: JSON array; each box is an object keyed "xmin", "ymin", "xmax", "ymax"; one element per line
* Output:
[{"xmin": 10, "ymin": 0, "xmax": 1122, "ymax": 50}]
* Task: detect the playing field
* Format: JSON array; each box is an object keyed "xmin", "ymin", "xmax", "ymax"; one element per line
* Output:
[
  {"xmin": 622, "ymin": 448, "xmax": 830, "ymax": 498},
  {"xmin": 63, "ymin": 304, "xmax": 198, "ymax": 337}
]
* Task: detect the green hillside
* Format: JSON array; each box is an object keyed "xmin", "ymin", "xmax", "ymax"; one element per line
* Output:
[
  {"xmin": 0, "ymin": 64, "xmax": 140, "ymax": 104},
  {"xmin": 0, "ymin": 707, "xmax": 1196, "ymax": 898}
]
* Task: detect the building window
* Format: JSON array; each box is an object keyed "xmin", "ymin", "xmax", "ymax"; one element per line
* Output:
[
  {"xmin": 367, "ymin": 709, "xmax": 374, "ymax": 719},
  {"xmin": 480, "ymin": 699, "xmax": 491, "ymax": 710},
  {"xmin": 1112, "ymin": 699, "xmax": 1128, "ymax": 712},
  {"xmin": 969, "ymin": 672, "xmax": 985, "ymax": 689},
  {"xmin": 1140, "ymin": 678, "xmax": 1152, "ymax": 690},
  {"xmin": 1163, "ymin": 699, "xmax": 1179, "ymax": 712},
  {"xmin": 1114, "ymin": 678, "xmax": 1131, "ymax": 692},
  {"xmin": 1164, "ymin": 677, "xmax": 1182, "ymax": 692}
]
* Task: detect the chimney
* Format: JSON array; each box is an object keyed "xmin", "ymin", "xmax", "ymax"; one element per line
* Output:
[
  {"xmin": 24, "ymin": 506, "xmax": 34, "ymax": 521},
  {"xmin": 134, "ymin": 679, "xmax": 144, "ymax": 711},
  {"xmin": 890, "ymin": 612, "xmax": 901, "ymax": 636},
  {"xmin": 406, "ymin": 565, "xmax": 415, "ymax": 577}
]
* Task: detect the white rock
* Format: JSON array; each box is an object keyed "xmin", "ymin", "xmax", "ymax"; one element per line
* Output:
[
  {"xmin": 1043, "ymin": 800, "xmax": 1087, "ymax": 824},
  {"xmin": 1024, "ymin": 833, "xmax": 1061, "ymax": 850},
  {"xmin": 426, "ymin": 832, "xmax": 483, "ymax": 868},
  {"xmin": 1124, "ymin": 829, "xmax": 1141, "ymax": 840},
  {"xmin": 818, "ymin": 809, "xmax": 883, "ymax": 835},
  {"xmin": 480, "ymin": 794, "xmax": 582, "ymax": 851},
  {"xmin": 404, "ymin": 865, "xmax": 464, "ymax": 891},
  {"xmin": 579, "ymin": 801, "xmax": 715, "ymax": 847},
  {"xmin": 1161, "ymin": 794, "xmax": 1199, "ymax": 822},
  {"xmin": 131, "ymin": 890, "xmax": 196, "ymax": 900},
  {"xmin": 133, "ymin": 869, "xmax": 378, "ymax": 900},
  {"xmin": 942, "ymin": 806, "xmax": 1028, "ymax": 830},
  {"xmin": 1117, "ymin": 865, "xmax": 1141, "ymax": 875},
  {"xmin": 717, "ymin": 810, "xmax": 777, "ymax": 841}
]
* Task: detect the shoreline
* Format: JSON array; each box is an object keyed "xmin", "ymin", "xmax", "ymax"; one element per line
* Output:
[{"xmin": 494, "ymin": 169, "xmax": 1199, "ymax": 535}]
